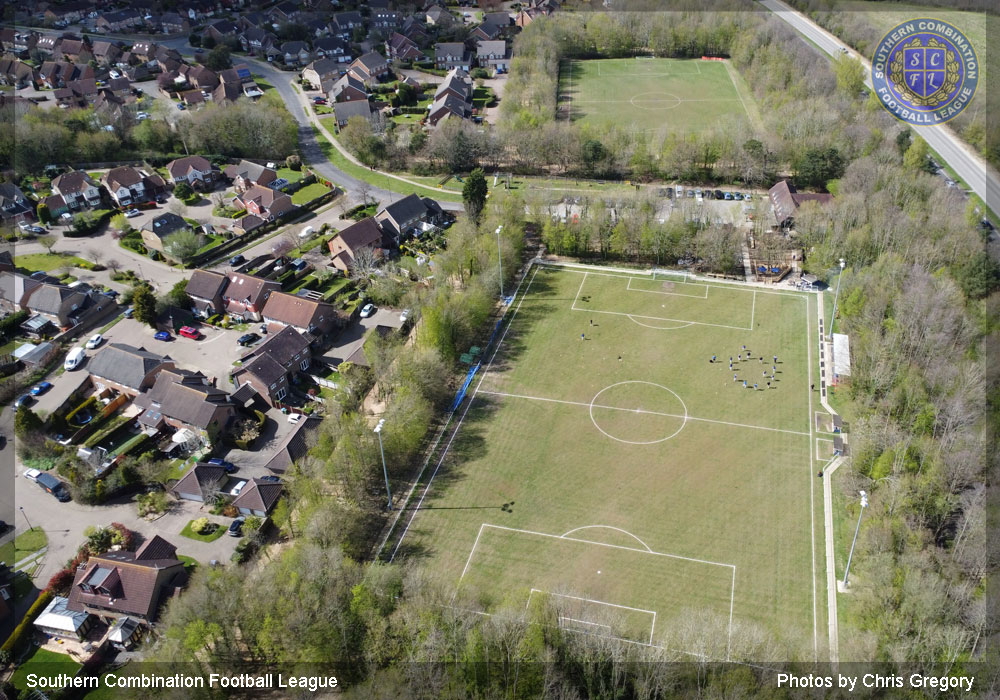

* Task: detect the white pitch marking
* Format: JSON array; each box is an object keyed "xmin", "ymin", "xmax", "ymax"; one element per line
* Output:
[
  {"xmin": 627, "ymin": 276, "xmax": 709, "ymax": 299},
  {"xmin": 560, "ymin": 525, "xmax": 654, "ymax": 553}
]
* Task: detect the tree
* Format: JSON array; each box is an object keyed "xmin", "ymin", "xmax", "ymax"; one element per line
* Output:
[
  {"xmin": 110, "ymin": 213, "xmax": 130, "ymax": 234},
  {"xmin": 903, "ymin": 136, "xmax": 935, "ymax": 173},
  {"xmin": 834, "ymin": 55, "xmax": 866, "ymax": 96},
  {"xmin": 793, "ymin": 147, "xmax": 844, "ymax": 189},
  {"xmin": 132, "ymin": 284, "xmax": 157, "ymax": 327},
  {"xmin": 36, "ymin": 202, "xmax": 52, "ymax": 225},
  {"xmin": 580, "ymin": 139, "xmax": 606, "ymax": 174},
  {"xmin": 462, "ymin": 168, "xmax": 488, "ymax": 224},
  {"xmin": 953, "ymin": 252, "xmax": 1000, "ymax": 299},
  {"xmin": 164, "ymin": 280, "xmax": 192, "ymax": 310},
  {"xmin": 204, "ymin": 45, "xmax": 231, "ymax": 71},
  {"xmin": 165, "ymin": 229, "xmax": 203, "ymax": 264},
  {"xmin": 189, "ymin": 33, "xmax": 202, "ymax": 48},
  {"xmin": 285, "ymin": 154, "xmax": 301, "ymax": 171},
  {"xmin": 396, "ymin": 82, "xmax": 418, "ymax": 106},
  {"xmin": 36, "ymin": 235, "xmax": 57, "ymax": 253},
  {"xmin": 173, "ymin": 182, "xmax": 194, "ymax": 201},
  {"xmin": 86, "ymin": 247, "xmax": 103, "ymax": 267},
  {"xmin": 14, "ymin": 406, "xmax": 43, "ymax": 437}
]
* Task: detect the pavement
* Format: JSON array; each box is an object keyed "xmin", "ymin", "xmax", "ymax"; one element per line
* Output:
[
  {"xmin": 322, "ymin": 306, "xmax": 405, "ymax": 365},
  {"xmin": 758, "ymin": 0, "xmax": 1000, "ymax": 218}
]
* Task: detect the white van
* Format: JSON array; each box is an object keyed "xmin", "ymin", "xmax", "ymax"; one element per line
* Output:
[
  {"xmin": 64, "ymin": 347, "xmax": 86, "ymax": 371},
  {"xmin": 298, "ymin": 226, "xmax": 315, "ymax": 241}
]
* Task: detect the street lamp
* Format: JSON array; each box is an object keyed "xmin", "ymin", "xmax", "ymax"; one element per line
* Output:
[
  {"xmin": 842, "ymin": 490, "xmax": 868, "ymax": 588},
  {"xmin": 829, "ymin": 258, "xmax": 846, "ymax": 340},
  {"xmin": 495, "ymin": 225, "xmax": 504, "ymax": 300},
  {"xmin": 374, "ymin": 419, "xmax": 391, "ymax": 511},
  {"xmin": 19, "ymin": 506, "xmax": 33, "ymax": 531}
]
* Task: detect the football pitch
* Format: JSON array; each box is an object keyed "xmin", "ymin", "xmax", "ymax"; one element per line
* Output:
[
  {"xmin": 393, "ymin": 264, "xmax": 827, "ymax": 660},
  {"xmin": 559, "ymin": 57, "xmax": 758, "ymax": 134}
]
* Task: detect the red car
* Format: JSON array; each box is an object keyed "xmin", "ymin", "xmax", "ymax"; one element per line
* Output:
[{"xmin": 178, "ymin": 326, "xmax": 201, "ymax": 339}]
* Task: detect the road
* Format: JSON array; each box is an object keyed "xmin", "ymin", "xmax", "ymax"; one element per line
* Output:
[{"xmin": 759, "ymin": 0, "xmax": 1000, "ymax": 218}]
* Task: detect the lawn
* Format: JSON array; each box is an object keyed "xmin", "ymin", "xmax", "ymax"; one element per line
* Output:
[
  {"xmin": 15, "ymin": 253, "xmax": 92, "ymax": 273},
  {"xmin": 180, "ymin": 519, "xmax": 227, "ymax": 542},
  {"xmin": 560, "ymin": 57, "xmax": 755, "ymax": 135},
  {"xmin": 309, "ymin": 124, "xmax": 463, "ymax": 203},
  {"xmin": 388, "ymin": 265, "xmax": 826, "ymax": 660},
  {"xmin": 291, "ymin": 182, "xmax": 332, "ymax": 206},
  {"xmin": 10, "ymin": 648, "xmax": 81, "ymax": 692},
  {"xmin": 0, "ymin": 529, "xmax": 48, "ymax": 566},
  {"xmin": 276, "ymin": 167, "xmax": 305, "ymax": 184}
]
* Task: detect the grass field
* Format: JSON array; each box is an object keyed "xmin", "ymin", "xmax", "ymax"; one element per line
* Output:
[
  {"xmin": 393, "ymin": 264, "xmax": 827, "ymax": 660},
  {"xmin": 560, "ymin": 58, "xmax": 757, "ymax": 134}
]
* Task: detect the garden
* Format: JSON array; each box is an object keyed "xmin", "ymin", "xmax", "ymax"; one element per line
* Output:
[{"xmin": 180, "ymin": 517, "xmax": 226, "ymax": 543}]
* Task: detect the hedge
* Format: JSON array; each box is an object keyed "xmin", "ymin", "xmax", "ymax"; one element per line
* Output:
[
  {"xmin": 0, "ymin": 310, "xmax": 28, "ymax": 342},
  {"xmin": 1, "ymin": 590, "xmax": 53, "ymax": 654},
  {"xmin": 65, "ymin": 396, "xmax": 98, "ymax": 424},
  {"xmin": 83, "ymin": 414, "xmax": 131, "ymax": 448}
]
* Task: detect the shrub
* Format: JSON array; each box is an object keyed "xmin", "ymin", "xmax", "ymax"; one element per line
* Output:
[
  {"xmin": 46, "ymin": 568, "xmax": 75, "ymax": 594},
  {"xmin": 191, "ymin": 517, "xmax": 211, "ymax": 534},
  {"xmin": 110, "ymin": 522, "xmax": 136, "ymax": 550},
  {"xmin": 1, "ymin": 590, "xmax": 53, "ymax": 654}
]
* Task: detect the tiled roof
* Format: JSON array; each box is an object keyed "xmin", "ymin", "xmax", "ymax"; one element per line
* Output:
[
  {"xmin": 231, "ymin": 478, "xmax": 283, "ymax": 513},
  {"xmin": 87, "ymin": 343, "xmax": 171, "ymax": 390}
]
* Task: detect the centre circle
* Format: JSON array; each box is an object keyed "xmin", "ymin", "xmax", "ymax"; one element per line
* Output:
[
  {"xmin": 589, "ymin": 381, "xmax": 688, "ymax": 445},
  {"xmin": 629, "ymin": 92, "xmax": 682, "ymax": 111}
]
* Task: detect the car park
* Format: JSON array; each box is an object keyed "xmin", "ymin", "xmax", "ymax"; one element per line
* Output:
[
  {"xmin": 360, "ymin": 303, "xmax": 376, "ymax": 318},
  {"xmin": 208, "ymin": 457, "xmax": 238, "ymax": 473},
  {"xmin": 30, "ymin": 381, "xmax": 53, "ymax": 396},
  {"xmin": 178, "ymin": 326, "xmax": 201, "ymax": 339},
  {"xmin": 228, "ymin": 517, "xmax": 245, "ymax": 537},
  {"xmin": 85, "ymin": 334, "xmax": 103, "ymax": 349},
  {"xmin": 237, "ymin": 333, "xmax": 261, "ymax": 347},
  {"xmin": 154, "ymin": 331, "xmax": 172, "ymax": 341},
  {"xmin": 64, "ymin": 346, "xmax": 86, "ymax": 370}
]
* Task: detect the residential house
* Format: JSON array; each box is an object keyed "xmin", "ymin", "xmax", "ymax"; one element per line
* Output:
[
  {"xmin": 141, "ymin": 213, "xmax": 192, "ymax": 258},
  {"xmin": 36, "ymin": 61, "xmax": 78, "ymax": 89},
  {"xmin": 0, "ymin": 272, "xmax": 41, "ymax": 314},
  {"xmin": 375, "ymin": 193, "xmax": 442, "ymax": 243},
  {"xmin": 425, "ymin": 5, "xmax": 455, "ymax": 26},
  {"xmin": 53, "ymin": 79, "xmax": 97, "ymax": 108},
  {"xmin": 435, "ymin": 42, "xmax": 471, "ymax": 71},
  {"xmin": 90, "ymin": 41, "xmax": 122, "ymax": 66},
  {"xmin": 52, "ymin": 38, "xmax": 92, "ymax": 63},
  {"xmin": 205, "ymin": 19, "xmax": 240, "ymax": 43},
  {"xmin": 96, "ymin": 9, "xmax": 143, "ymax": 33},
  {"xmin": 263, "ymin": 412, "xmax": 315, "ymax": 473},
  {"xmin": 234, "ymin": 186, "xmax": 296, "ymax": 222},
  {"xmin": 102, "ymin": 166, "xmax": 147, "ymax": 208},
  {"xmin": 371, "ymin": 9, "xmax": 401, "ymax": 32},
  {"xmin": 171, "ymin": 462, "xmax": 227, "ymax": 502},
  {"xmin": 325, "ymin": 72, "xmax": 367, "ymax": 103},
  {"xmin": 51, "ymin": 171, "xmax": 101, "ymax": 210},
  {"xmin": 332, "ymin": 99, "xmax": 373, "ymax": 128},
  {"xmin": 134, "ymin": 368, "xmax": 236, "ymax": 446},
  {"xmin": 232, "ymin": 325, "xmax": 313, "ymax": 404},
  {"xmin": 224, "ymin": 160, "xmax": 277, "ymax": 194},
  {"xmin": 348, "ymin": 52, "xmax": 390, "ymax": 86},
  {"xmin": 231, "ymin": 478, "xmax": 283, "ymax": 516},
  {"xmin": 66, "ymin": 535, "xmax": 187, "ymax": 624},
  {"xmin": 0, "ymin": 59, "xmax": 36, "ymax": 89},
  {"xmin": 180, "ymin": 64, "xmax": 219, "ymax": 90},
  {"xmin": 261, "ymin": 291, "xmax": 339, "ymax": 336},
  {"xmin": 280, "ymin": 41, "xmax": 311, "ymax": 67},
  {"xmin": 34, "ymin": 35, "xmax": 59, "ymax": 56},
  {"xmin": 768, "ymin": 180, "xmax": 833, "ymax": 229},
  {"xmin": 328, "ymin": 216, "xmax": 384, "ymax": 272},
  {"xmin": 386, "ymin": 32, "xmax": 422, "ymax": 62},
  {"xmin": 185, "ymin": 270, "xmax": 229, "ymax": 318},
  {"xmin": 0, "ymin": 182, "xmax": 34, "ymax": 224},
  {"xmin": 476, "ymin": 40, "xmax": 509, "ymax": 72},
  {"xmin": 400, "ymin": 16, "xmax": 430, "ymax": 45},
  {"xmin": 428, "ymin": 92, "xmax": 471, "ymax": 126},
  {"xmin": 166, "ymin": 155, "xmax": 218, "ymax": 189},
  {"xmin": 223, "ymin": 272, "xmax": 280, "ymax": 321},
  {"xmin": 469, "ymin": 21, "xmax": 504, "ymax": 43},
  {"xmin": 0, "ymin": 29, "xmax": 38, "ymax": 57},
  {"xmin": 269, "ymin": 0, "xmax": 302, "ymax": 24},
  {"xmin": 516, "ymin": 6, "xmax": 552, "ymax": 28},
  {"xmin": 331, "ymin": 11, "xmax": 364, "ymax": 40},
  {"xmin": 212, "ymin": 81, "xmax": 243, "ymax": 103},
  {"xmin": 434, "ymin": 67, "xmax": 472, "ymax": 103},
  {"xmin": 159, "ymin": 13, "xmax": 191, "ymax": 34},
  {"xmin": 87, "ymin": 343, "xmax": 174, "ymax": 396},
  {"xmin": 44, "ymin": 2, "xmax": 90, "ymax": 25},
  {"xmin": 25, "ymin": 284, "xmax": 110, "ymax": 330},
  {"xmin": 301, "ymin": 57, "xmax": 341, "ymax": 88},
  {"xmin": 239, "ymin": 27, "xmax": 279, "ymax": 57},
  {"xmin": 313, "ymin": 36, "xmax": 350, "ymax": 63}
]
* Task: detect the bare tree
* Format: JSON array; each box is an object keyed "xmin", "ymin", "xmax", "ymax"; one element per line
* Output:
[
  {"xmin": 107, "ymin": 258, "xmax": 122, "ymax": 275},
  {"xmin": 37, "ymin": 234, "xmax": 58, "ymax": 253},
  {"xmin": 357, "ymin": 181, "xmax": 373, "ymax": 209},
  {"xmin": 348, "ymin": 246, "xmax": 378, "ymax": 287},
  {"xmin": 86, "ymin": 247, "xmax": 103, "ymax": 267}
]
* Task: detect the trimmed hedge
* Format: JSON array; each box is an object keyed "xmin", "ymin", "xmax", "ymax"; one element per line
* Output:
[
  {"xmin": 1, "ymin": 590, "xmax": 53, "ymax": 654},
  {"xmin": 65, "ymin": 396, "xmax": 98, "ymax": 424},
  {"xmin": 0, "ymin": 310, "xmax": 28, "ymax": 342}
]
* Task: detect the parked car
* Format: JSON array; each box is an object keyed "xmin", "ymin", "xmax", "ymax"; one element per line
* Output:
[
  {"xmin": 178, "ymin": 326, "xmax": 201, "ymax": 339},
  {"xmin": 287, "ymin": 413, "xmax": 303, "ymax": 425},
  {"xmin": 36, "ymin": 472, "xmax": 71, "ymax": 502},
  {"xmin": 714, "ymin": 190, "xmax": 724, "ymax": 199},
  {"xmin": 14, "ymin": 395, "xmax": 33, "ymax": 409},
  {"xmin": 30, "ymin": 381, "xmax": 53, "ymax": 396},
  {"xmin": 208, "ymin": 457, "xmax": 237, "ymax": 473},
  {"xmin": 260, "ymin": 324, "xmax": 269, "ymax": 334},
  {"xmin": 154, "ymin": 331, "xmax": 172, "ymax": 341},
  {"xmin": 399, "ymin": 309, "xmax": 411, "ymax": 323},
  {"xmin": 85, "ymin": 334, "xmax": 103, "ymax": 349},
  {"xmin": 360, "ymin": 303, "xmax": 376, "ymax": 318},
  {"xmin": 228, "ymin": 517, "xmax": 245, "ymax": 537},
  {"xmin": 64, "ymin": 347, "xmax": 86, "ymax": 370},
  {"xmin": 176, "ymin": 102, "xmax": 186, "ymax": 110},
  {"xmin": 237, "ymin": 333, "xmax": 260, "ymax": 346},
  {"xmin": 125, "ymin": 208, "xmax": 142, "ymax": 218},
  {"xmin": 666, "ymin": 187, "xmax": 673, "ymax": 199},
  {"xmin": 24, "ymin": 468, "xmax": 41, "ymax": 482},
  {"xmin": 229, "ymin": 480, "xmax": 247, "ymax": 496},
  {"xmin": 18, "ymin": 222, "xmax": 45, "ymax": 235},
  {"xmin": 123, "ymin": 307, "xmax": 134, "ymax": 319},
  {"xmin": 101, "ymin": 289, "xmax": 119, "ymax": 298},
  {"xmin": 259, "ymin": 475, "xmax": 281, "ymax": 483},
  {"xmin": 229, "ymin": 254, "xmax": 246, "ymax": 267}
]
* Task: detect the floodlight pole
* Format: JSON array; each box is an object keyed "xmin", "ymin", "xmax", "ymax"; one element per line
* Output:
[
  {"xmin": 842, "ymin": 490, "xmax": 868, "ymax": 588},
  {"xmin": 19, "ymin": 506, "xmax": 33, "ymax": 531},
  {"xmin": 495, "ymin": 225, "xmax": 504, "ymax": 299},
  {"xmin": 374, "ymin": 419, "xmax": 391, "ymax": 510},
  {"xmin": 829, "ymin": 258, "xmax": 846, "ymax": 340}
]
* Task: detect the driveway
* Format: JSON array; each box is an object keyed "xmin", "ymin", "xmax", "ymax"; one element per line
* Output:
[
  {"xmin": 219, "ymin": 407, "xmax": 298, "ymax": 476},
  {"xmin": 323, "ymin": 307, "xmax": 404, "ymax": 364},
  {"xmin": 26, "ymin": 368, "xmax": 90, "ymax": 419},
  {"xmin": 100, "ymin": 318, "xmax": 248, "ymax": 390}
]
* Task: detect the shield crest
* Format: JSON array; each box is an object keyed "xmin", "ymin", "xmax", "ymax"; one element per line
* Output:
[{"xmin": 889, "ymin": 36, "xmax": 961, "ymax": 108}]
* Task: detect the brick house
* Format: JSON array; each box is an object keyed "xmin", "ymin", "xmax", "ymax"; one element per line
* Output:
[
  {"xmin": 348, "ymin": 51, "xmax": 390, "ymax": 86},
  {"xmin": 87, "ymin": 343, "xmax": 175, "ymax": 396},
  {"xmin": 223, "ymin": 272, "xmax": 281, "ymax": 321},
  {"xmin": 329, "ymin": 216, "xmax": 385, "ymax": 272},
  {"xmin": 435, "ymin": 42, "xmax": 471, "ymax": 71},
  {"xmin": 325, "ymin": 73, "xmax": 367, "ymax": 103},
  {"xmin": 185, "ymin": 269, "xmax": 229, "ymax": 318},
  {"xmin": 233, "ymin": 185, "xmax": 296, "ymax": 221},
  {"xmin": 166, "ymin": 155, "xmax": 218, "ymax": 189},
  {"xmin": 102, "ymin": 166, "xmax": 147, "ymax": 208},
  {"xmin": 51, "ymin": 171, "xmax": 101, "ymax": 210},
  {"xmin": 133, "ymin": 368, "xmax": 236, "ymax": 447},
  {"xmin": 223, "ymin": 161, "xmax": 277, "ymax": 195},
  {"xmin": 232, "ymin": 325, "xmax": 312, "ymax": 405},
  {"xmin": 261, "ymin": 291, "xmax": 339, "ymax": 336}
]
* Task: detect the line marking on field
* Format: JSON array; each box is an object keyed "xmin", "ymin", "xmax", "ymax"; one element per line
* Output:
[
  {"xmin": 751, "ymin": 289, "xmax": 757, "ymax": 328},
  {"xmin": 626, "ymin": 316, "xmax": 696, "ymax": 330},
  {"xmin": 559, "ymin": 616, "xmax": 613, "ymax": 632},
  {"xmin": 806, "ymin": 295, "xmax": 819, "ymax": 660},
  {"xmin": 530, "ymin": 590, "xmax": 657, "ymax": 646},
  {"xmin": 479, "ymin": 390, "xmax": 810, "ymax": 437},
  {"xmin": 815, "ymin": 437, "xmax": 834, "ymax": 460},
  {"xmin": 560, "ymin": 525, "xmax": 653, "ymax": 552},
  {"xmin": 627, "ymin": 276, "xmax": 709, "ymax": 298}
]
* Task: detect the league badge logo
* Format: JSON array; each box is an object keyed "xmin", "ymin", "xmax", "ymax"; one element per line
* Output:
[{"xmin": 871, "ymin": 19, "xmax": 978, "ymax": 125}]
